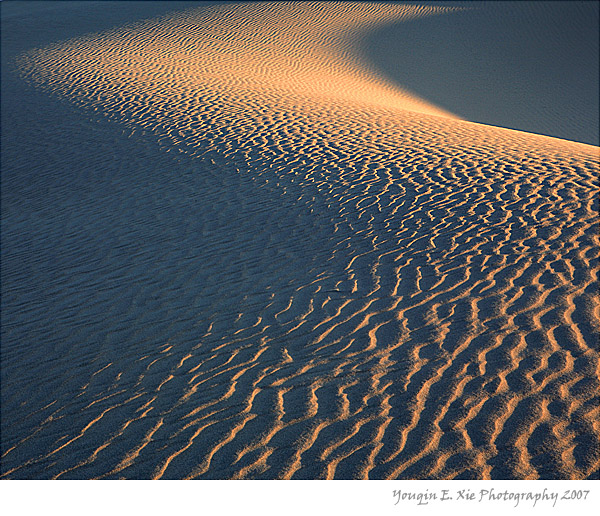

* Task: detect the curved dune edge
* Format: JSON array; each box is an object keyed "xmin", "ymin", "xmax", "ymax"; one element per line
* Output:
[
  {"xmin": 2, "ymin": 2, "xmax": 599, "ymax": 480},
  {"xmin": 362, "ymin": 1, "xmax": 600, "ymax": 146},
  {"xmin": 15, "ymin": 2, "xmax": 460, "ymax": 120}
]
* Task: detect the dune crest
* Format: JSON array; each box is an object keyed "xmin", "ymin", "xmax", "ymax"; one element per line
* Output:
[
  {"xmin": 2, "ymin": 2, "xmax": 599, "ymax": 480},
  {"xmin": 16, "ymin": 2, "xmax": 461, "ymax": 120}
]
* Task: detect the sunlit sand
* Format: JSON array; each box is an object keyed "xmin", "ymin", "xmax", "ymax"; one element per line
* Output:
[{"xmin": 1, "ymin": 1, "xmax": 598, "ymax": 480}]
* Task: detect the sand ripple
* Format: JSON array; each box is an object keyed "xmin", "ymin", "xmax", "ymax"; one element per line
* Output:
[{"xmin": 2, "ymin": 2, "xmax": 599, "ymax": 479}]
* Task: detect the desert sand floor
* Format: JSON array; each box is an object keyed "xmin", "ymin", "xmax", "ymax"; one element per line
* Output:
[{"xmin": 1, "ymin": 2, "xmax": 599, "ymax": 479}]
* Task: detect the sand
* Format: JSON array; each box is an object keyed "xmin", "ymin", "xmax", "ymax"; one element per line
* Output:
[{"xmin": 1, "ymin": 1, "xmax": 598, "ymax": 480}]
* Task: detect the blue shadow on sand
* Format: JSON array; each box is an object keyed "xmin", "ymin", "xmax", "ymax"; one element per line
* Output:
[{"xmin": 364, "ymin": 1, "xmax": 599, "ymax": 145}]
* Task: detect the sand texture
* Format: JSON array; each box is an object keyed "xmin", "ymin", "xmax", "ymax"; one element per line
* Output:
[{"xmin": 1, "ymin": 1, "xmax": 599, "ymax": 480}]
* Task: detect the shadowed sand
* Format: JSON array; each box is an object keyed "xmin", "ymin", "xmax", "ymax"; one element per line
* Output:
[
  {"xmin": 365, "ymin": 1, "xmax": 599, "ymax": 145},
  {"xmin": 1, "ymin": 1, "xmax": 599, "ymax": 480}
]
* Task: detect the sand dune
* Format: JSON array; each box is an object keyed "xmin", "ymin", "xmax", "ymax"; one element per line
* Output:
[
  {"xmin": 1, "ymin": 1, "xmax": 599, "ymax": 480},
  {"xmin": 365, "ymin": 1, "xmax": 599, "ymax": 145}
]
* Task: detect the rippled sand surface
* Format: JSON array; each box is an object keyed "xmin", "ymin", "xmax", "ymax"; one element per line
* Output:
[{"xmin": 1, "ymin": 2, "xmax": 599, "ymax": 479}]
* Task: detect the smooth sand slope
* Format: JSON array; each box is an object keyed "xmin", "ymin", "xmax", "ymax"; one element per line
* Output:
[
  {"xmin": 365, "ymin": 1, "xmax": 599, "ymax": 145},
  {"xmin": 1, "ymin": 1, "xmax": 599, "ymax": 479}
]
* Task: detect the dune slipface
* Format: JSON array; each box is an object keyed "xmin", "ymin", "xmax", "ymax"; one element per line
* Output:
[{"xmin": 1, "ymin": 2, "xmax": 599, "ymax": 480}]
